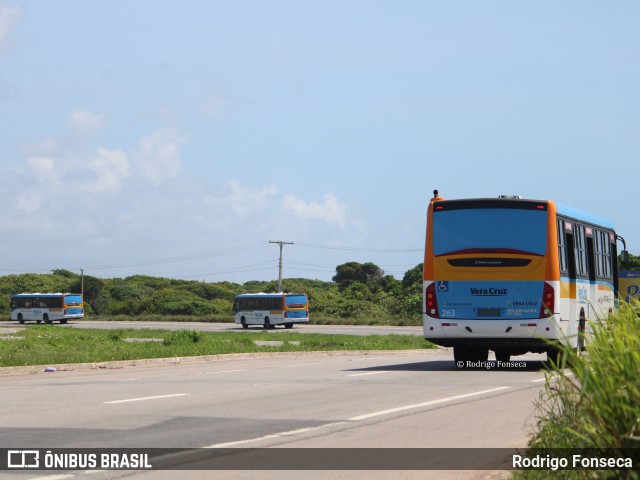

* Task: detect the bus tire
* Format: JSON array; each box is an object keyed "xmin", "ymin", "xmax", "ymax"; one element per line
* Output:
[
  {"xmin": 43, "ymin": 313, "xmax": 52, "ymax": 324},
  {"xmin": 18, "ymin": 313, "xmax": 24, "ymax": 324},
  {"xmin": 546, "ymin": 346, "xmax": 565, "ymax": 367},
  {"xmin": 263, "ymin": 317, "xmax": 271, "ymax": 329},
  {"xmin": 241, "ymin": 317, "xmax": 248, "ymax": 329},
  {"xmin": 576, "ymin": 311, "xmax": 586, "ymax": 355},
  {"xmin": 284, "ymin": 323, "xmax": 293, "ymax": 329},
  {"xmin": 36, "ymin": 320, "xmax": 42, "ymax": 324},
  {"xmin": 494, "ymin": 349, "xmax": 511, "ymax": 362},
  {"xmin": 454, "ymin": 346, "xmax": 489, "ymax": 365},
  {"xmin": 60, "ymin": 319, "xmax": 68, "ymax": 324},
  {"xmin": 453, "ymin": 346, "xmax": 469, "ymax": 364}
]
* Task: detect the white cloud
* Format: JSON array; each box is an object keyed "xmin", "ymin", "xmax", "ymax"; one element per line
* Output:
[
  {"xmin": 26, "ymin": 156, "xmax": 58, "ymax": 184},
  {"xmin": 282, "ymin": 193, "xmax": 353, "ymax": 230},
  {"xmin": 133, "ymin": 128, "xmax": 185, "ymax": 186},
  {"xmin": 224, "ymin": 180, "xmax": 279, "ymax": 217},
  {"xmin": 16, "ymin": 191, "xmax": 42, "ymax": 213},
  {"xmin": 70, "ymin": 110, "xmax": 106, "ymax": 132},
  {"xmin": 0, "ymin": 4, "xmax": 21, "ymax": 52},
  {"xmin": 87, "ymin": 148, "xmax": 130, "ymax": 193}
]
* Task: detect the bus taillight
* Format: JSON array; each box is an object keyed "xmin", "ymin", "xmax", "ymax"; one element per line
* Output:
[
  {"xmin": 425, "ymin": 283, "xmax": 440, "ymax": 318},
  {"xmin": 540, "ymin": 283, "xmax": 555, "ymax": 318}
]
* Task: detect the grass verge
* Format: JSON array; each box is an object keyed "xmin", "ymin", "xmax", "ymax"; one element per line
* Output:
[
  {"xmin": 0, "ymin": 325, "xmax": 435, "ymax": 367},
  {"xmin": 514, "ymin": 301, "xmax": 640, "ymax": 480},
  {"xmin": 88, "ymin": 314, "xmax": 422, "ymax": 326}
]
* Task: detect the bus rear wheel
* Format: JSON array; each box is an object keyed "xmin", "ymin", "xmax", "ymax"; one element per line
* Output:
[
  {"xmin": 454, "ymin": 346, "xmax": 489, "ymax": 365},
  {"xmin": 263, "ymin": 317, "xmax": 271, "ymax": 329},
  {"xmin": 494, "ymin": 349, "xmax": 511, "ymax": 362},
  {"xmin": 284, "ymin": 323, "xmax": 293, "ymax": 329},
  {"xmin": 18, "ymin": 313, "xmax": 24, "ymax": 324},
  {"xmin": 43, "ymin": 313, "xmax": 52, "ymax": 324},
  {"xmin": 60, "ymin": 319, "xmax": 67, "ymax": 324},
  {"xmin": 576, "ymin": 315, "xmax": 586, "ymax": 356},
  {"xmin": 241, "ymin": 317, "xmax": 248, "ymax": 329}
]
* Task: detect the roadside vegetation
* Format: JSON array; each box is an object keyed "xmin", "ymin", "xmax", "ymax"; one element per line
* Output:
[
  {"xmin": 0, "ymin": 326, "xmax": 433, "ymax": 367},
  {"xmin": 0, "ymin": 262, "xmax": 425, "ymax": 326},
  {"xmin": 514, "ymin": 300, "xmax": 640, "ymax": 480}
]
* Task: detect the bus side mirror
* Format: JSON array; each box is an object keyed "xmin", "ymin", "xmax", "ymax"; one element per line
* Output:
[{"xmin": 622, "ymin": 250, "xmax": 629, "ymax": 265}]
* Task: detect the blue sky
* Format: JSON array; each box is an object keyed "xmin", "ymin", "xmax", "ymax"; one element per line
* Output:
[{"xmin": 0, "ymin": 1, "xmax": 638, "ymax": 283}]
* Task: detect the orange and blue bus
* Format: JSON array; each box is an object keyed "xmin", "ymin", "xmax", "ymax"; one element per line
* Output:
[
  {"xmin": 423, "ymin": 192, "xmax": 622, "ymax": 365},
  {"xmin": 234, "ymin": 293, "xmax": 309, "ymax": 329},
  {"xmin": 10, "ymin": 293, "xmax": 84, "ymax": 324}
]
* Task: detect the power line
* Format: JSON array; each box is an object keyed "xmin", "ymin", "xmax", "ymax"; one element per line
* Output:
[
  {"xmin": 295, "ymin": 242, "xmax": 421, "ymax": 253},
  {"xmin": 83, "ymin": 242, "xmax": 269, "ymax": 270}
]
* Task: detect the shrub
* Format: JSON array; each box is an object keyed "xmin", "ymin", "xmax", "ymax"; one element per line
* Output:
[{"xmin": 516, "ymin": 301, "xmax": 640, "ymax": 479}]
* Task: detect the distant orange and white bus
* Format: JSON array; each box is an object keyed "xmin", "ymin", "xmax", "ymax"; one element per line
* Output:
[
  {"xmin": 234, "ymin": 293, "xmax": 309, "ymax": 329},
  {"xmin": 11, "ymin": 293, "xmax": 84, "ymax": 324},
  {"xmin": 423, "ymin": 192, "xmax": 623, "ymax": 364}
]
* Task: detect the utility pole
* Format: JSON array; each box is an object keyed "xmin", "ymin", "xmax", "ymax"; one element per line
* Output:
[{"xmin": 269, "ymin": 240, "xmax": 293, "ymax": 292}]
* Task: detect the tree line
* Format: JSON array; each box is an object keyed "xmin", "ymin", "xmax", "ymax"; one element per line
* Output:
[
  {"xmin": 0, "ymin": 262, "xmax": 425, "ymax": 324},
  {"xmin": 2, "ymin": 253, "xmax": 637, "ymax": 323}
]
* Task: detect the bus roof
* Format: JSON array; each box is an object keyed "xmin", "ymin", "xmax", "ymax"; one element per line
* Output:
[
  {"xmin": 432, "ymin": 196, "xmax": 615, "ymax": 231},
  {"xmin": 553, "ymin": 202, "xmax": 615, "ymax": 230},
  {"xmin": 12, "ymin": 293, "xmax": 81, "ymax": 297},
  {"xmin": 234, "ymin": 292, "xmax": 305, "ymax": 298}
]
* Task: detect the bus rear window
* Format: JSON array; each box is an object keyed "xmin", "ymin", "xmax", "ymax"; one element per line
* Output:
[
  {"xmin": 64, "ymin": 295, "xmax": 83, "ymax": 306},
  {"xmin": 285, "ymin": 295, "xmax": 307, "ymax": 308},
  {"xmin": 432, "ymin": 208, "xmax": 548, "ymax": 256}
]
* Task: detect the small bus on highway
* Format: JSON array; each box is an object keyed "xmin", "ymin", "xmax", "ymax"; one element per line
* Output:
[
  {"xmin": 234, "ymin": 292, "xmax": 309, "ymax": 329},
  {"xmin": 423, "ymin": 192, "xmax": 622, "ymax": 364},
  {"xmin": 10, "ymin": 293, "xmax": 84, "ymax": 324}
]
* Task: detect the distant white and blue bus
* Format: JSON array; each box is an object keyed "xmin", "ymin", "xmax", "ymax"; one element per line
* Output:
[
  {"xmin": 10, "ymin": 293, "xmax": 84, "ymax": 324},
  {"xmin": 234, "ymin": 293, "xmax": 309, "ymax": 329}
]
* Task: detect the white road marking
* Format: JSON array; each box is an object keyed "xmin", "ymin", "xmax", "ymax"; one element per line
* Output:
[
  {"xmin": 348, "ymin": 386, "xmax": 511, "ymax": 421},
  {"xmin": 191, "ymin": 369, "xmax": 246, "ymax": 376},
  {"xmin": 104, "ymin": 393, "xmax": 189, "ymax": 404},
  {"xmin": 285, "ymin": 362, "xmax": 325, "ymax": 367},
  {"xmin": 532, "ymin": 371, "xmax": 574, "ymax": 383},
  {"xmin": 29, "ymin": 476, "xmax": 74, "ymax": 480},
  {"xmin": 204, "ymin": 422, "xmax": 348, "ymax": 448},
  {"xmin": 347, "ymin": 371, "xmax": 389, "ymax": 377},
  {"xmin": 202, "ymin": 386, "xmax": 512, "ymax": 448}
]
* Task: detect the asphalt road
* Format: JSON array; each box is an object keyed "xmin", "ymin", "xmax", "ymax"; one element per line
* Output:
[
  {"xmin": 0, "ymin": 319, "xmax": 424, "ymax": 337},
  {"xmin": 0, "ymin": 347, "xmax": 548, "ymax": 480}
]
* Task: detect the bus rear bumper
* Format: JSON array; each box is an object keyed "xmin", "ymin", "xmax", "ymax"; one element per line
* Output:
[{"xmin": 424, "ymin": 336, "xmax": 556, "ymax": 353}]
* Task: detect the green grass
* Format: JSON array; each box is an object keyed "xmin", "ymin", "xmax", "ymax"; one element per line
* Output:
[
  {"xmin": 90, "ymin": 314, "xmax": 422, "ymax": 326},
  {"xmin": 0, "ymin": 325, "xmax": 434, "ymax": 367},
  {"xmin": 514, "ymin": 301, "xmax": 640, "ymax": 480}
]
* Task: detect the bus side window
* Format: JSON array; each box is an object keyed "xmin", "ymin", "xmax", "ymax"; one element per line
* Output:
[
  {"xmin": 557, "ymin": 219, "xmax": 568, "ymax": 274},
  {"xmin": 574, "ymin": 225, "xmax": 588, "ymax": 278},
  {"xmin": 586, "ymin": 235, "xmax": 596, "ymax": 282},
  {"xmin": 566, "ymin": 232, "xmax": 577, "ymax": 280}
]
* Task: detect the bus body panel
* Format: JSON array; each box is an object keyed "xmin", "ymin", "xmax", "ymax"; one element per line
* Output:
[
  {"xmin": 430, "ymin": 279, "xmax": 544, "ymax": 320},
  {"xmin": 233, "ymin": 293, "xmax": 309, "ymax": 327},
  {"xmin": 423, "ymin": 195, "xmax": 618, "ymax": 360},
  {"xmin": 10, "ymin": 293, "xmax": 84, "ymax": 324}
]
